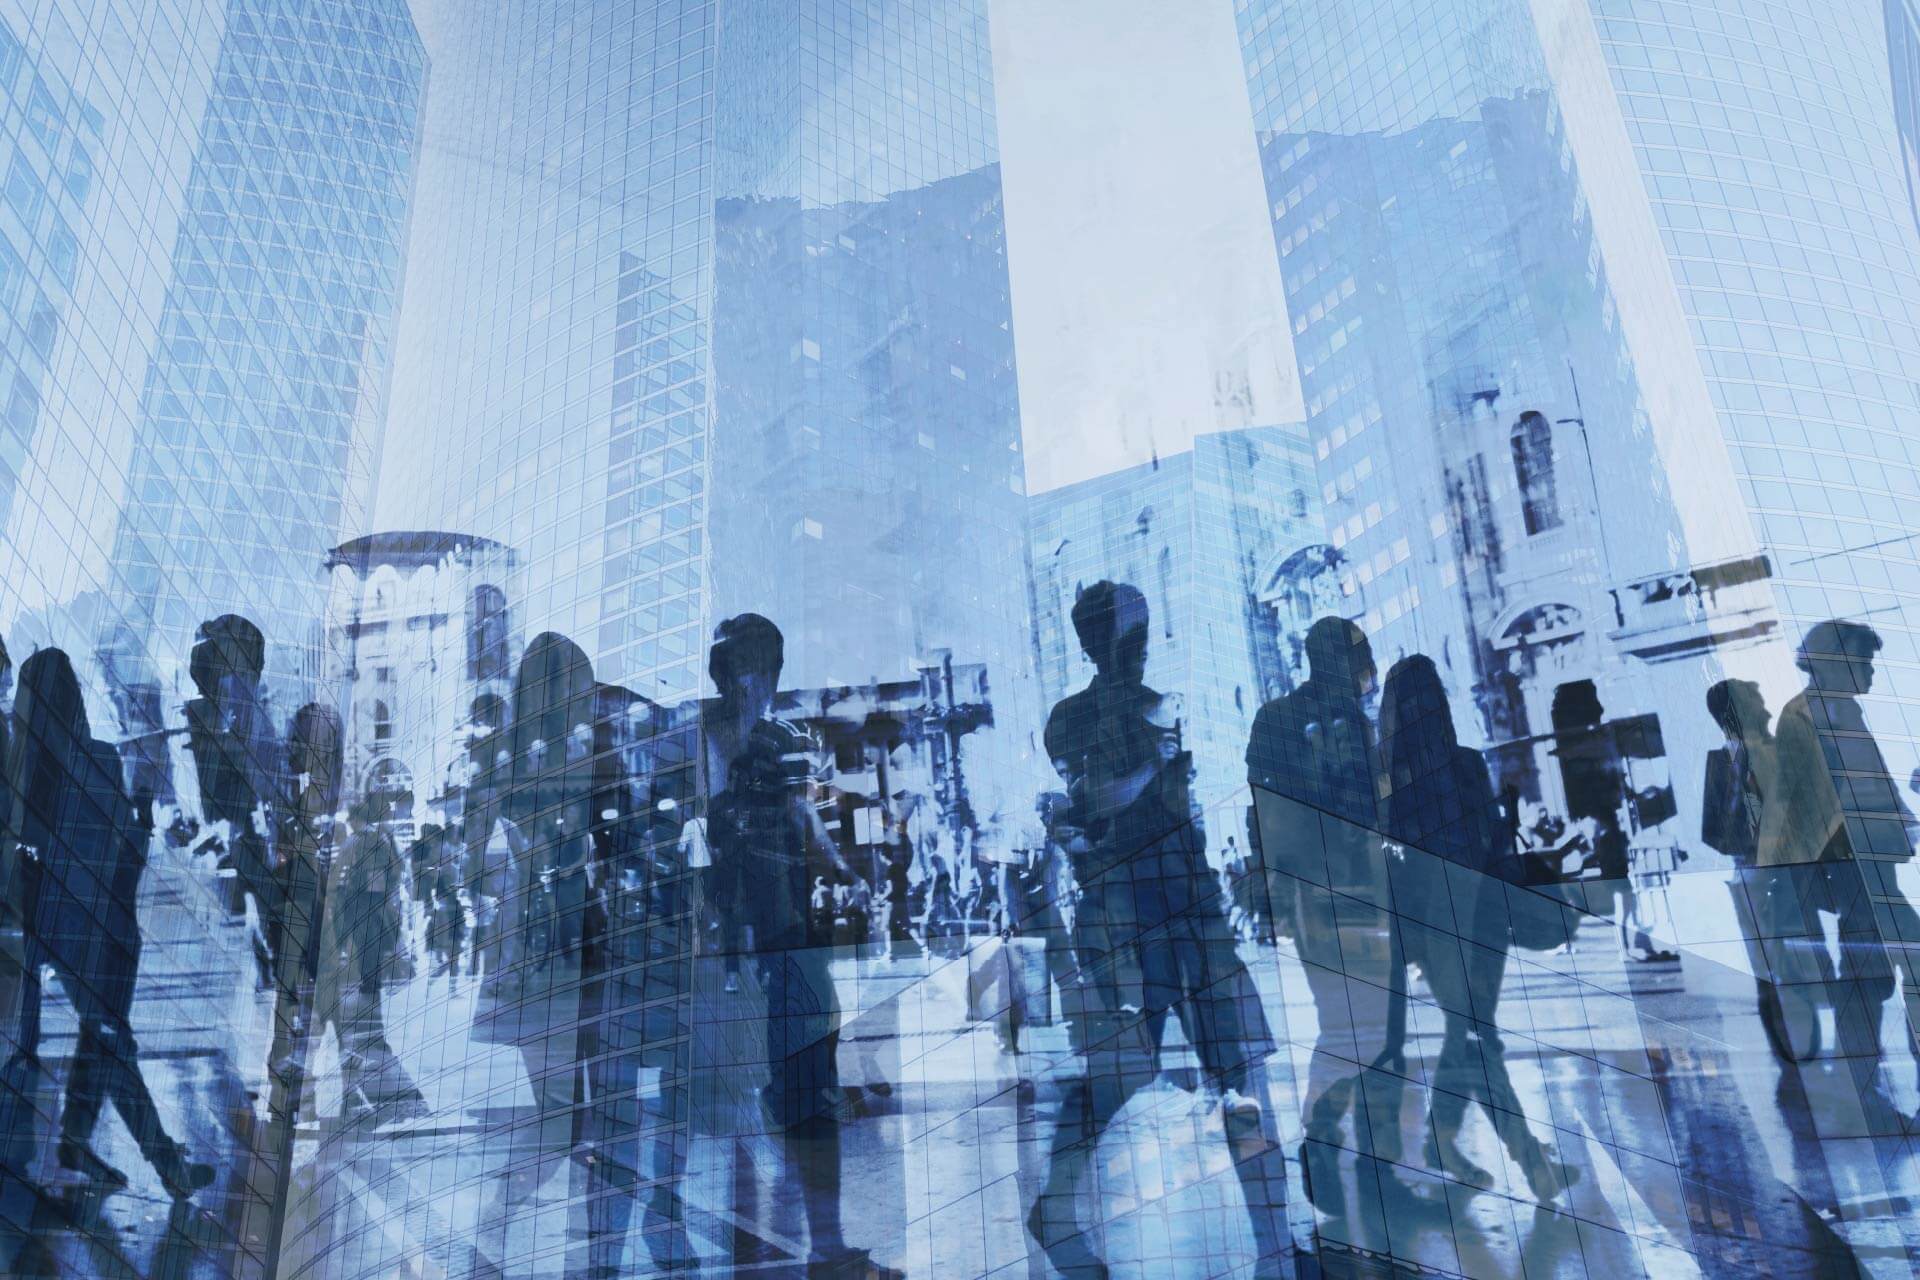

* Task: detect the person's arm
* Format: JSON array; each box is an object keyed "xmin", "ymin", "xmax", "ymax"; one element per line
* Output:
[{"xmin": 795, "ymin": 765, "xmax": 865, "ymax": 888}]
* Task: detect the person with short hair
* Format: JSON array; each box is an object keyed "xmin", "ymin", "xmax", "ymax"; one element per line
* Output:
[
  {"xmin": 1029, "ymin": 581, "xmax": 1290, "ymax": 1278},
  {"xmin": 1771, "ymin": 620, "xmax": 1920, "ymax": 1124},
  {"xmin": 701, "ymin": 613, "xmax": 902, "ymax": 1279}
]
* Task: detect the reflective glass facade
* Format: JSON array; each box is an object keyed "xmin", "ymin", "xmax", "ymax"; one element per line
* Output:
[
  {"xmin": 109, "ymin": 0, "xmax": 426, "ymax": 704},
  {"xmin": 6, "ymin": 1, "xmax": 1920, "ymax": 1278}
]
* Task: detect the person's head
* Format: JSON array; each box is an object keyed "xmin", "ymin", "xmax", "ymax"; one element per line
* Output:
[
  {"xmin": 512, "ymin": 632, "xmax": 596, "ymax": 765},
  {"xmin": 1071, "ymin": 581, "xmax": 1149, "ymax": 677},
  {"xmin": 189, "ymin": 614, "xmax": 265, "ymax": 702},
  {"xmin": 15, "ymin": 648, "xmax": 87, "ymax": 745},
  {"xmin": 1705, "ymin": 678, "xmax": 1769, "ymax": 743},
  {"xmin": 1549, "ymin": 679, "xmax": 1604, "ymax": 734},
  {"xmin": 1381, "ymin": 654, "xmax": 1456, "ymax": 762},
  {"xmin": 1797, "ymin": 619, "xmax": 1881, "ymax": 696},
  {"xmin": 10, "ymin": 649, "xmax": 89, "ymax": 824},
  {"xmin": 1303, "ymin": 615, "xmax": 1374, "ymax": 696},
  {"xmin": 288, "ymin": 701, "xmax": 343, "ymax": 809},
  {"xmin": 709, "ymin": 613, "xmax": 784, "ymax": 706}
]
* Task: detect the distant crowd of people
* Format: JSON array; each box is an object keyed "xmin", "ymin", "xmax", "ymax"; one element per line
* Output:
[{"xmin": 0, "ymin": 587, "xmax": 1913, "ymax": 1277}]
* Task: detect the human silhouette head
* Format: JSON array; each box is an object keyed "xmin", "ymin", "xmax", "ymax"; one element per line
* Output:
[
  {"xmin": 1381, "ymin": 654, "xmax": 1455, "ymax": 761},
  {"xmin": 1303, "ymin": 615, "xmax": 1374, "ymax": 697},
  {"xmin": 710, "ymin": 612, "xmax": 784, "ymax": 708},
  {"xmin": 1705, "ymin": 678, "xmax": 1769, "ymax": 743},
  {"xmin": 12, "ymin": 649, "xmax": 89, "ymax": 818},
  {"xmin": 189, "ymin": 614, "xmax": 265, "ymax": 702},
  {"xmin": 512, "ymin": 632, "xmax": 596, "ymax": 767},
  {"xmin": 1071, "ymin": 580, "xmax": 1149, "ymax": 679},
  {"xmin": 1797, "ymin": 619, "xmax": 1880, "ymax": 696},
  {"xmin": 15, "ymin": 647, "xmax": 87, "ymax": 745}
]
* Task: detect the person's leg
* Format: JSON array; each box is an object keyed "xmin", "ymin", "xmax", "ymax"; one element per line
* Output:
[
  {"xmin": 1470, "ymin": 1021, "xmax": 1578, "ymax": 1201},
  {"xmin": 55, "ymin": 1016, "xmax": 111, "ymax": 1168},
  {"xmin": 765, "ymin": 946, "xmax": 855, "ymax": 1262},
  {"xmin": 641, "ymin": 1033, "xmax": 695, "ymax": 1272},
  {"xmin": 1423, "ymin": 1013, "xmax": 1492, "ymax": 1187},
  {"xmin": 1027, "ymin": 1065, "xmax": 1139, "ymax": 1280},
  {"xmin": 508, "ymin": 1031, "xmax": 579, "ymax": 1204},
  {"xmin": 0, "ymin": 948, "xmax": 43, "ymax": 1175},
  {"xmin": 352, "ymin": 977, "xmax": 428, "ymax": 1113},
  {"xmin": 1823, "ymin": 861, "xmax": 1899, "ymax": 1121},
  {"xmin": 1222, "ymin": 1062, "xmax": 1295, "ymax": 1276},
  {"xmin": 65, "ymin": 1005, "xmax": 209, "ymax": 1197},
  {"xmin": 1298, "ymin": 960, "xmax": 1358, "ymax": 1220},
  {"xmin": 585, "ymin": 1043, "xmax": 642, "ymax": 1278}
]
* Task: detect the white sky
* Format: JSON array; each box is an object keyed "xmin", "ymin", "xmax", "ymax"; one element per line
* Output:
[{"xmin": 989, "ymin": 0, "xmax": 1302, "ymax": 492}]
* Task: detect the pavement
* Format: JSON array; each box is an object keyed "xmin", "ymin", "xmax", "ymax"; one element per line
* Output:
[{"xmin": 7, "ymin": 851, "xmax": 1920, "ymax": 1279}]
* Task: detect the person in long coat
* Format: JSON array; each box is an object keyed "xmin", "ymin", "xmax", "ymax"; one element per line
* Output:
[
  {"xmin": 8, "ymin": 648, "xmax": 212, "ymax": 1198},
  {"xmin": 1380, "ymin": 655, "xmax": 1576, "ymax": 1202}
]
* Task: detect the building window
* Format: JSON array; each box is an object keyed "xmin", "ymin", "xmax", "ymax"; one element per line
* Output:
[
  {"xmin": 373, "ymin": 699, "xmax": 392, "ymax": 743},
  {"xmin": 470, "ymin": 583, "xmax": 509, "ymax": 681},
  {"xmin": 1510, "ymin": 410, "xmax": 1562, "ymax": 535}
]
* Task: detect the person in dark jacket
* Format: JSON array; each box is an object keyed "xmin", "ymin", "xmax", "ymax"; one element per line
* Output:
[
  {"xmin": 579, "ymin": 684, "xmax": 699, "ymax": 1277},
  {"xmin": 1703, "ymin": 678, "xmax": 1831, "ymax": 1063},
  {"xmin": 184, "ymin": 614, "xmax": 284, "ymax": 988},
  {"xmin": 0, "ymin": 636, "xmax": 27, "ymax": 1183},
  {"xmin": 1380, "ymin": 655, "xmax": 1576, "ymax": 1201},
  {"xmin": 1028, "ymin": 582, "xmax": 1290, "ymax": 1279},
  {"xmin": 702, "ymin": 613, "xmax": 901, "ymax": 1279},
  {"xmin": 1549, "ymin": 680, "xmax": 1674, "ymax": 963},
  {"xmin": 1246, "ymin": 616, "xmax": 1403, "ymax": 1222},
  {"xmin": 8, "ymin": 648, "xmax": 211, "ymax": 1198}
]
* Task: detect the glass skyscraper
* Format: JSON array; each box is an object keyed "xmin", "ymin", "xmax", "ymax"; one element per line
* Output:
[
  {"xmin": 109, "ymin": 0, "xmax": 427, "ymax": 706},
  {"xmin": 0, "ymin": 0, "xmax": 224, "ymax": 642}
]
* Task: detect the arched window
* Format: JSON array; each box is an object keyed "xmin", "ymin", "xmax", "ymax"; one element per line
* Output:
[
  {"xmin": 470, "ymin": 583, "xmax": 509, "ymax": 680},
  {"xmin": 372, "ymin": 698, "xmax": 392, "ymax": 744},
  {"xmin": 1510, "ymin": 410, "xmax": 1562, "ymax": 535}
]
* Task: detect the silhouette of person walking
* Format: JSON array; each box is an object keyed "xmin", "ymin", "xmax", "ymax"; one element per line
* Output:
[
  {"xmin": 7, "ymin": 648, "xmax": 213, "ymax": 1198},
  {"xmin": 477, "ymin": 632, "xmax": 597, "ymax": 1204},
  {"xmin": 1246, "ymin": 616, "xmax": 1404, "ymax": 1223},
  {"xmin": 1549, "ymin": 679, "xmax": 1674, "ymax": 963},
  {"xmin": 184, "ymin": 614, "xmax": 284, "ymax": 988},
  {"xmin": 1704, "ymin": 677, "xmax": 1831, "ymax": 1062},
  {"xmin": 1772, "ymin": 621, "xmax": 1920, "ymax": 1125},
  {"xmin": 701, "ymin": 613, "xmax": 902, "ymax": 1278},
  {"xmin": 1028, "ymin": 581, "xmax": 1290, "ymax": 1279},
  {"xmin": 1380, "ymin": 655, "xmax": 1577, "ymax": 1201}
]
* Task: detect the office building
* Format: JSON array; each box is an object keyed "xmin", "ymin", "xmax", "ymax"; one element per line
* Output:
[{"xmin": 109, "ymin": 0, "xmax": 428, "ymax": 708}]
